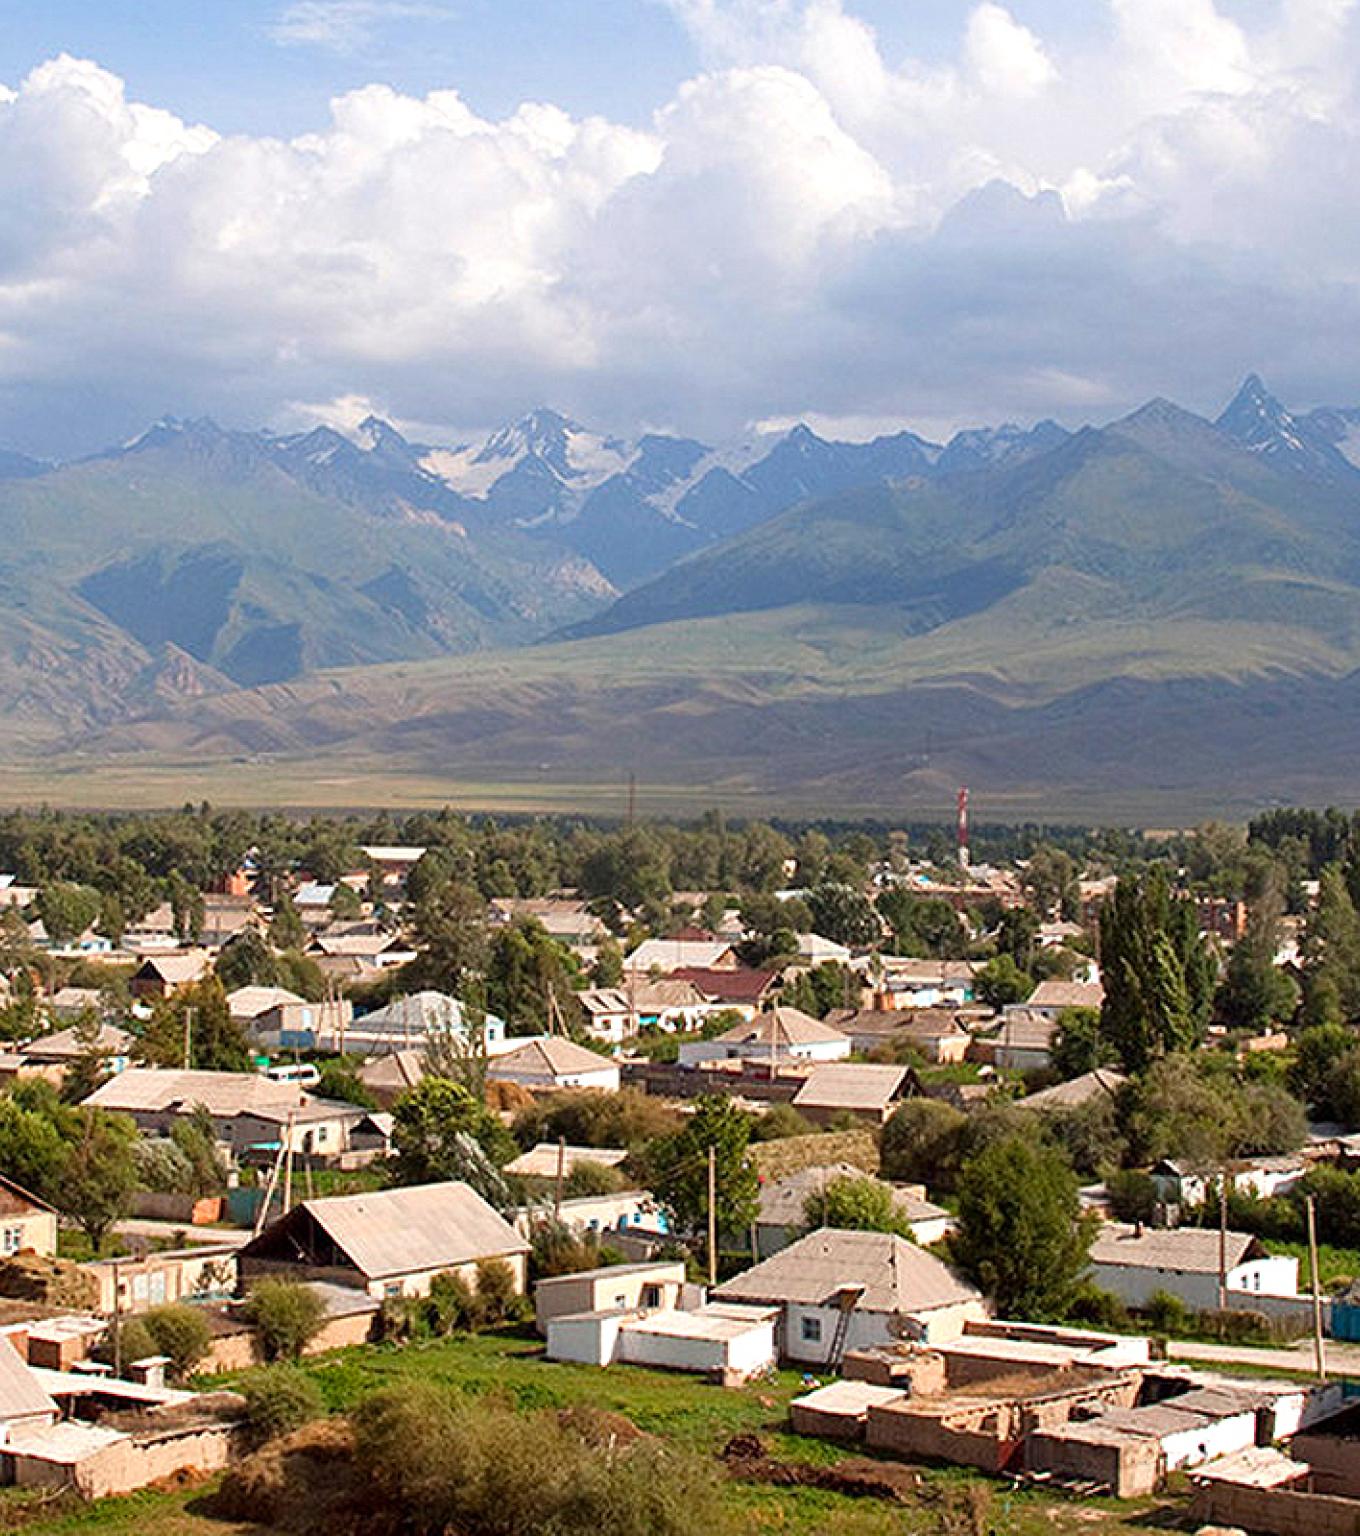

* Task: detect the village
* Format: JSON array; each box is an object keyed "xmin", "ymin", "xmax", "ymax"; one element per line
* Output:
[{"xmin": 2, "ymin": 805, "xmax": 1360, "ymax": 1535}]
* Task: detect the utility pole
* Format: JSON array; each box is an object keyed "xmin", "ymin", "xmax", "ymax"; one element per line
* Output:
[
  {"xmin": 111, "ymin": 1259, "xmax": 122, "ymax": 1377},
  {"xmin": 282, "ymin": 1111, "xmax": 296, "ymax": 1215},
  {"xmin": 1307, "ymin": 1194, "xmax": 1328, "ymax": 1381},
  {"xmin": 707, "ymin": 1144, "xmax": 718, "ymax": 1288},
  {"xmin": 1217, "ymin": 1169, "xmax": 1228, "ymax": 1311},
  {"xmin": 182, "ymin": 1006, "xmax": 194, "ymax": 1069},
  {"xmin": 554, "ymin": 1135, "xmax": 566, "ymax": 1222}
]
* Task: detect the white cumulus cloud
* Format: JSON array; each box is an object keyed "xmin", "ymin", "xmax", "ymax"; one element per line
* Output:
[{"xmin": 2, "ymin": 3, "xmax": 1360, "ymax": 454}]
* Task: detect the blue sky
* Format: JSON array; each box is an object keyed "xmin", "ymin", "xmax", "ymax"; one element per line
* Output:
[{"xmin": 0, "ymin": 0, "xmax": 1354, "ymax": 455}]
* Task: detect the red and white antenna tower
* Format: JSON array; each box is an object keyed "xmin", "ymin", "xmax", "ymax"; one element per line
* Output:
[{"xmin": 957, "ymin": 786, "xmax": 970, "ymax": 869}]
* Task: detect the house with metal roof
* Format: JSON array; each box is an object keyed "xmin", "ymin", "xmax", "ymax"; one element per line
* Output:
[
  {"xmin": 826, "ymin": 1006, "xmax": 972, "ymax": 1063},
  {"xmin": 713, "ymin": 1227, "xmax": 986, "ymax": 1364},
  {"xmin": 129, "ymin": 951, "xmax": 212, "ymax": 1001},
  {"xmin": 1089, "ymin": 1223, "xmax": 1299, "ymax": 1311},
  {"xmin": 83, "ymin": 1068, "xmax": 368, "ymax": 1158},
  {"xmin": 791, "ymin": 1062, "xmax": 914, "ymax": 1125},
  {"xmin": 238, "ymin": 1179, "xmax": 529, "ymax": 1299},
  {"xmin": 677, "ymin": 1007, "xmax": 850, "ymax": 1068},
  {"xmin": 487, "ymin": 1036, "xmax": 620, "ymax": 1092}
]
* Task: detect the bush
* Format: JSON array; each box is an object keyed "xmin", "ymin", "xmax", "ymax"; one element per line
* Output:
[
  {"xmin": 749, "ymin": 1103, "xmax": 816, "ymax": 1142},
  {"xmin": 244, "ymin": 1279, "xmax": 327, "ymax": 1361},
  {"xmin": 880, "ymin": 1099, "xmax": 966, "ymax": 1188},
  {"xmin": 94, "ymin": 1316, "xmax": 156, "ymax": 1372},
  {"xmin": 1065, "ymin": 1283, "xmax": 1128, "ymax": 1331},
  {"xmin": 142, "ymin": 1303, "xmax": 213, "ymax": 1380},
  {"xmin": 1146, "ymin": 1289, "xmax": 1189, "ymax": 1336},
  {"xmin": 240, "ymin": 1363, "xmax": 325, "ymax": 1446},
  {"xmin": 562, "ymin": 1160, "xmax": 626, "ymax": 1198},
  {"xmin": 350, "ymin": 1382, "xmax": 732, "ymax": 1536},
  {"xmin": 473, "ymin": 1258, "xmax": 522, "ymax": 1327},
  {"xmin": 1106, "ymin": 1169, "xmax": 1158, "ymax": 1225}
]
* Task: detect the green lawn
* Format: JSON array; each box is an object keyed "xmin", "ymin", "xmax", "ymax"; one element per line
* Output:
[{"xmin": 6, "ymin": 1329, "xmax": 1179, "ymax": 1536}]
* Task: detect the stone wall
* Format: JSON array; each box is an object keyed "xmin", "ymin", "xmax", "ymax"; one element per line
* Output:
[{"xmin": 1191, "ymin": 1480, "xmax": 1360, "ymax": 1536}]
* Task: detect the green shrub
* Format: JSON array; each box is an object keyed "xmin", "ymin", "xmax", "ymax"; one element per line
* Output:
[
  {"xmin": 93, "ymin": 1316, "xmax": 156, "ymax": 1371},
  {"xmin": 239, "ymin": 1363, "xmax": 325, "ymax": 1445},
  {"xmin": 473, "ymin": 1258, "xmax": 521, "ymax": 1327},
  {"xmin": 350, "ymin": 1382, "xmax": 732, "ymax": 1536},
  {"xmin": 243, "ymin": 1279, "xmax": 327, "ymax": 1361},
  {"xmin": 142, "ymin": 1303, "xmax": 213, "ymax": 1380},
  {"xmin": 1146, "ymin": 1289, "xmax": 1189, "ymax": 1336},
  {"xmin": 1065, "ymin": 1283, "xmax": 1128, "ymax": 1331}
]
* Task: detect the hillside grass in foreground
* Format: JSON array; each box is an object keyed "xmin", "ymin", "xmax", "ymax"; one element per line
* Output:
[{"xmin": 2, "ymin": 1328, "xmax": 1176, "ymax": 1536}]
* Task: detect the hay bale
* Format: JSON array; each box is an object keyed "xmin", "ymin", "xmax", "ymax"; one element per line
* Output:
[
  {"xmin": 0, "ymin": 1254, "xmax": 99, "ymax": 1310},
  {"xmin": 212, "ymin": 1417, "xmax": 357, "ymax": 1530}
]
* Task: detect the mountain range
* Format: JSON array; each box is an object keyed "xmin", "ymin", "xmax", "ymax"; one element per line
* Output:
[{"xmin": 8, "ymin": 374, "xmax": 1360, "ymax": 816}]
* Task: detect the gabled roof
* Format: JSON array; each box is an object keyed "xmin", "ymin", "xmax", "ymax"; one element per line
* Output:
[
  {"xmin": 361, "ymin": 991, "xmax": 502, "ymax": 1035},
  {"xmin": 715, "ymin": 1007, "xmax": 847, "ymax": 1049},
  {"xmin": 577, "ymin": 980, "xmax": 706, "ymax": 1015},
  {"xmin": 1026, "ymin": 979, "xmax": 1105, "ymax": 1010},
  {"xmin": 132, "ymin": 951, "xmax": 211, "ymax": 984},
  {"xmin": 1020, "ymin": 1068, "xmax": 1127, "ymax": 1111},
  {"xmin": 227, "ymin": 985, "xmax": 307, "ymax": 1020},
  {"xmin": 22, "ymin": 1023, "xmax": 135, "ymax": 1061},
  {"xmin": 714, "ymin": 1228, "xmax": 980, "ymax": 1314},
  {"xmin": 0, "ymin": 1171, "xmax": 56, "ymax": 1218},
  {"xmin": 356, "ymin": 1049, "xmax": 425, "ymax": 1093},
  {"xmin": 828, "ymin": 1007, "xmax": 970, "ymax": 1042},
  {"xmin": 1089, "ymin": 1222, "xmax": 1262, "ymax": 1274},
  {"xmin": 84, "ymin": 1067, "xmax": 309, "ymax": 1117},
  {"xmin": 995, "ymin": 1010, "xmax": 1058, "ymax": 1050},
  {"xmin": 504, "ymin": 1143, "xmax": 629, "ymax": 1178},
  {"xmin": 488, "ymin": 1037, "xmax": 615, "ymax": 1079},
  {"xmin": 625, "ymin": 938, "xmax": 736, "ymax": 972},
  {"xmin": 670, "ymin": 967, "xmax": 776, "ymax": 1004},
  {"xmin": 757, "ymin": 1165, "xmax": 945, "ymax": 1230},
  {"xmin": 0, "ymin": 1341, "xmax": 58, "ymax": 1425},
  {"xmin": 243, "ymin": 1179, "xmax": 527, "ymax": 1280},
  {"xmin": 792, "ymin": 1062, "xmax": 911, "ymax": 1113}
]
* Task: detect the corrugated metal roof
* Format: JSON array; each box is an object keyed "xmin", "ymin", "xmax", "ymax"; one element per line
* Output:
[
  {"xmin": 714, "ymin": 1228, "xmax": 981, "ymax": 1314},
  {"xmin": 792, "ymin": 1063, "xmax": 910, "ymax": 1111},
  {"xmin": 1020, "ymin": 1069, "xmax": 1128, "ymax": 1111},
  {"xmin": 288, "ymin": 1180, "xmax": 528, "ymax": 1280},
  {"xmin": 505, "ymin": 1143, "xmax": 629, "ymax": 1178},
  {"xmin": 488, "ymin": 1037, "xmax": 616, "ymax": 1079}
]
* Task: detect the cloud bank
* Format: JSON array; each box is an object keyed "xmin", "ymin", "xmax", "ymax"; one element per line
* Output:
[{"xmin": 2, "ymin": 0, "xmax": 1360, "ymax": 452}]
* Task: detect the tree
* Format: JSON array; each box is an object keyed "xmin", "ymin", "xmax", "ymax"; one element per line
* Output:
[
  {"xmin": 1217, "ymin": 871, "xmax": 1296, "ymax": 1031},
  {"xmin": 36, "ymin": 881, "xmax": 102, "ymax": 945},
  {"xmin": 216, "ymin": 928, "xmax": 279, "ymax": 992},
  {"xmin": 485, "ymin": 918, "xmax": 582, "ymax": 1034},
  {"xmin": 329, "ymin": 883, "xmax": 363, "ymax": 920},
  {"xmin": 995, "ymin": 907, "xmax": 1041, "ymax": 972},
  {"xmin": 974, "ymin": 954, "xmax": 1031, "ymax": 1009},
  {"xmin": 1050, "ymin": 1008, "xmax": 1116, "ymax": 1080},
  {"xmin": 1099, "ymin": 868, "xmax": 1215, "ymax": 1072},
  {"xmin": 1303, "ymin": 864, "xmax": 1360, "ymax": 1019},
  {"xmin": 0, "ymin": 1092, "xmax": 68, "ymax": 1200},
  {"xmin": 1325, "ymin": 1046, "xmax": 1360, "ymax": 1129},
  {"xmin": 803, "ymin": 1174, "xmax": 908, "ymax": 1237},
  {"xmin": 390, "ymin": 1077, "xmax": 514, "ymax": 1206},
  {"xmin": 780, "ymin": 962, "xmax": 854, "ymax": 1019},
  {"xmin": 269, "ymin": 894, "xmax": 306, "ymax": 951},
  {"xmin": 409, "ymin": 880, "xmax": 488, "ymax": 994},
  {"xmin": 880, "ymin": 1099, "xmax": 966, "ymax": 1188},
  {"xmin": 143, "ymin": 977, "xmax": 252, "ymax": 1071},
  {"xmin": 60, "ymin": 1011, "xmax": 116, "ymax": 1103},
  {"xmin": 62, "ymin": 1107, "xmax": 138, "ymax": 1250},
  {"xmin": 953, "ymin": 1134, "xmax": 1094, "ymax": 1319},
  {"xmin": 168, "ymin": 873, "xmax": 205, "ymax": 944},
  {"xmin": 592, "ymin": 936, "xmax": 624, "ymax": 987},
  {"xmin": 876, "ymin": 891, "xmax": 963, "ymax": 958},
  {"xmin": 651, "ymin": 1094, "xmax": 758, "ymax": 1243},
  {"xmin": 805, "ymin": 883, "xmax": 881, "ymax": 948},
  {"xmin": 170, "ymin": 1106, "xmax": 229, "ymax": 1195},
  {"xmin": 1022, "ymin": 845, "xmax": 1079, "ymax": 920},
  {"xmin": 244, "ymin": 1279, "xmax": 326, "ymax": 1361},
  {"xmin": 1290, "ymin": 1022, "xmax": 1353, "ymax": 1107}
]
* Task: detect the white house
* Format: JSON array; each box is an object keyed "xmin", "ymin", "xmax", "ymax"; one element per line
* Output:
[
  {"xmin": 546, "ymin": 1301, "xmax": 777, "ymax": 1382},
  {"xmin": 486, "ymin": 1037, "xmax": 620, "ymax": 1092},
  {"xmin": 677, "ymin": 1007, "xmax": 851, "ymax": 1068},
  {"xmin": 534, "ymin": 1260, "xmax": 690, "ymax": 1333},
  {"xmin": 876, "ymin": 960, "xmax": 976, "ymax": 1009},
  {"xmin": 575, "ymin": 980, "xmax": 718, "ymax": 1044},
  {"xmin": 347, "ymin": 991, "xmax": 507, "ymax": 1057},
  {"xmin": 754, "ymin": 1165, "xmax": 951, "ymax": 1258},
  {"xmin": 713, "ymin": 1228, "xmax": 987, "ymax": 1365},
  {"xmin": 1088, "ymin": 1224, "xmax": 1299, "ymax": 1312}
]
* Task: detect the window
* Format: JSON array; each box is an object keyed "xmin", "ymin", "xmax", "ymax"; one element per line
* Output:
[
  {"xmin": 641, "ymin": 1285, "xmax": 661, "ymax": 1308},
  {"xmin": 1, "ymin": 1226, "xmax": 21, "ymax": 1255},
  {"xmin": 801, "ymin": 1315, "xmax": 822, "ymax": 1343},
  {"xmin": 385, "ymin": 1283, "xmax": 403, "ymax": 1298}
]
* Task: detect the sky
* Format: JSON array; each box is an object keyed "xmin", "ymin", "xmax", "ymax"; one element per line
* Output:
[{"xmin": 0, "ymin": 0, "xmax": 1355, "ymax": 454}]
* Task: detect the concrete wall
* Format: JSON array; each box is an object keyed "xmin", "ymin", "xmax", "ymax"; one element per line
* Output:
[
  {"xmin": 0, "ymin": 1210, "xmax": 57, "ymax": 1258},
  {"xmin": 546, "ymin": 1311, "xmax": 631, "ymax": 1367},
  {"xmin": 10, "ymin": 1422, "xmax": 241, "ymax": 1501},
  {"xmin": 534, "ymin": 1263, "xmax": 687, "ymax": 1334},
  {"xmin": 1091, "ymin": 1255, "xmax": 1298, "ymax": 1312},
  {"xmin": 1292, "ymin": 1422, "xmax": 1360, "ymax": 1498},
  {"xmin": 1026, "ymin": 1429, "xmax": 1163, "ymax": 1498},
  {"xmin": 1160, "ymin": 1409, "xmax": 1257, "ymax": 1471}
]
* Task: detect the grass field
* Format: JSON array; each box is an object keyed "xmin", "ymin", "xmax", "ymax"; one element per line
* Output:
[{"xmin": 5, "ymin": 1328, "xmax": 1179, "ymax": 1536}]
